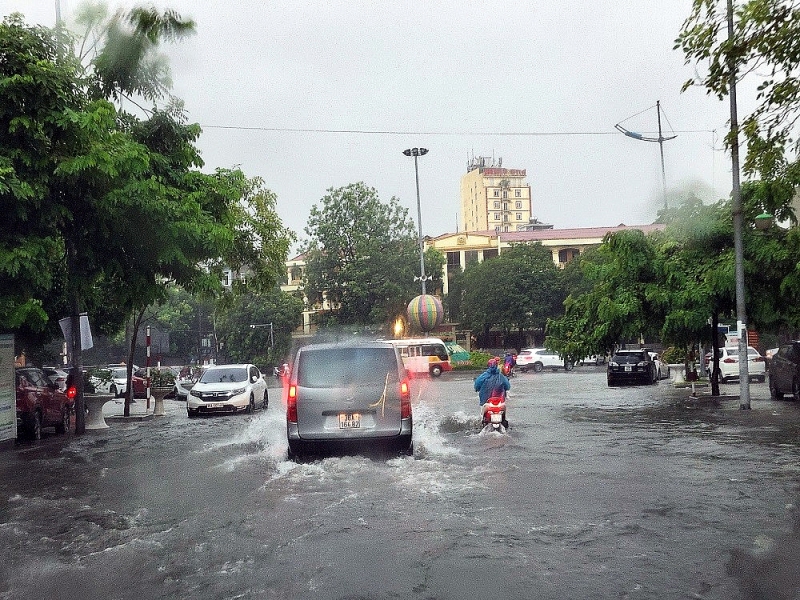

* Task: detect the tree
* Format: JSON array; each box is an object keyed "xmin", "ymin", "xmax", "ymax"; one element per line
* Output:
[
  {"xmin": 546, "ymin": 230, "xmax": 663, "ymax": 360},
  {"xmin": 303, "ymin": 182, "xmax": 424, "ymax": 329},
  {"xmin": 676, "ymin": 0, "xmax": 800, "ymax": 178},
  {"xmin": 460, "ymin": 243, "xmax": 564, "ymax": 349},
  {"xmin": 214, "ymin": 288, "xmax": 303, "ymax": 369}
]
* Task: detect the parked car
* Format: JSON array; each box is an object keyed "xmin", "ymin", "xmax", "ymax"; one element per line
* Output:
[
  {"xmin": 579, "ymin": 354, "xmax": 606, "ymax": 366},
  {"xmin": 705, "ymin": 346, "xmax": 766, "ymax": 383},
  {"xmin": 42, "ymin": 366, "xmax": 69, "ymax": 391},
  {"xmin": 187, "ymin": 364, "xmax": 268, "ymax": 417},
  {"xmin": 768, "ymin": 342, "xmax": 800, "ymax": 400},
  {"xmin": 16, "ymin": 366, "xmax": 74, "ymax": 440},
  {"xmin": 516, "ymin": 348, "xmax": 574, "ymax": 373},
  {"xmin": 286, "ymin": 341, "xmax": 413, "ymax": 459},
  {"xmin": 607, "ymin": 349, "xmax": 656, "ymax": 386},
  {"xmin": 89, "ymin": 367, "xmax": 148, "ymax": 398},
  {"xmin": 647, "ymin": 352, "xmax": 670, "ymax": 380}
]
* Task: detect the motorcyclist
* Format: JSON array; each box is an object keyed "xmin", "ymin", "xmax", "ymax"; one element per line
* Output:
[
  {"xmin": 474, "ymin": 357, "xmax": 511, "ymax": 428},
  {"xmin": 502, "ymin": 350, "xmax": 516, "ymax": 377}
]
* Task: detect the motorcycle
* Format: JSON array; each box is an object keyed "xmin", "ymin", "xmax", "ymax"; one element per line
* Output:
[{"xmin": 482, "ymin": 395, "xmax": 508, "ymax": 432}]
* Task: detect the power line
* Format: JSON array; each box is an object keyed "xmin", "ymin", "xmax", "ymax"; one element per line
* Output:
[{"xmin": 200, "ymin": 124, "xmax": 715, "ymax": 137}]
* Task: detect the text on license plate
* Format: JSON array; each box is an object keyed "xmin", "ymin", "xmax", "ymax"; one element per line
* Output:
[
  {"xmin": 624, "ymin": 366, "xmax": 632, "ymax": 372},
  {"xmin": 339, "ymin": 413, "xmax": 361, "ymax": 429},
  {"xmin": 208, "ymin": 402, "xmax": 223, "ymax": 408}
]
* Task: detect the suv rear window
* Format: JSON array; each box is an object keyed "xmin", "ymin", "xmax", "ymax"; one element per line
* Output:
[
  {"xmin": 613, "ymin": 352, "xmax": 645, "ymax": 364},
  {"xmin": 299, "ymin": 347, "xmax": 400, "ymax": 388}
]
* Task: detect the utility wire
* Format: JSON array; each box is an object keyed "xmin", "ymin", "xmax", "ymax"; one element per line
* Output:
[{"xmin": 200, "ymin": 124, "xmax": 714, "ymax": 136}]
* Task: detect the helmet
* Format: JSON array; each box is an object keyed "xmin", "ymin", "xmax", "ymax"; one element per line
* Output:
[{"xmin": 487, "ymin": 358, "xmax": 499, "ymax": 367}]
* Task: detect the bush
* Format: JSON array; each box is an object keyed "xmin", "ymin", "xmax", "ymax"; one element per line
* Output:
[{"xmin": 660, "ymin": 347, "xmax": 685, "ymax": 364}]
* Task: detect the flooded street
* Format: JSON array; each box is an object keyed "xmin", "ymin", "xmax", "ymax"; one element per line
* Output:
[{"xmin": 2, "ymin": 368, "xmax": 800, "ymax": 599}]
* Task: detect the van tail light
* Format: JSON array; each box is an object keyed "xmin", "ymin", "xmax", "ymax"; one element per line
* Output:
[
  {"xmin": 400, "ymin": 379, "xmax": 411, "ymax": 419},
  {"xmin": 287, "ymin": 384, "xmax": 298, "ymax": 422},
  {"xmin": 66, "ymin": 386, "xmax": 77, "ymax": 401}
]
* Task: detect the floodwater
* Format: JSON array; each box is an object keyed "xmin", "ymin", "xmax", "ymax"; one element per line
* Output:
[{"xmin": 2, "ymin": 368, "xmax": 800, "ymax": 600}]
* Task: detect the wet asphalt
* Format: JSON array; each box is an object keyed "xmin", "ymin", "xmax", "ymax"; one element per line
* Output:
[{"xmin": 1, "ymin": 367, "xmax": 799, "ymax": 600}]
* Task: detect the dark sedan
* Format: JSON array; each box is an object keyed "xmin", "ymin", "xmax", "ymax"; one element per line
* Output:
[
  {"xmin": 607, "ymin": 349, "xmax": 656, "ymax": 386},
  {"xmin": 769, "ymin": 341, "xmax": 800, "ymax": 400}
]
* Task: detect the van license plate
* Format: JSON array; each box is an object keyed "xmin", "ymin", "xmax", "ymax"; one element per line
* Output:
[{"xmin": 339, "ymin": 413, "xmax": 361, "ymax": 429}]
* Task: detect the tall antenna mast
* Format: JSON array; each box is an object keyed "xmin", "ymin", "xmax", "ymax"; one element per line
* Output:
[{"xmin": 615, "ymin": 100, "xmax": 677, "ymax": 211}]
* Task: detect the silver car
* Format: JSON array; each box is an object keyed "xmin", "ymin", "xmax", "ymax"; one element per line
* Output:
[
  {"xmin": 286, "ymin": 341, "xmax": 413, "ymax": 459},
  {"xmin": 187, "ymin": 364, "xmax": 268, "ymax": 417}
]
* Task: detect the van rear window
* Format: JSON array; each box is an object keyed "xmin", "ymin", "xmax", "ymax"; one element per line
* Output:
[{"xmin": 298, "ymin": 347, "xmax": 400, "ymax": 388}]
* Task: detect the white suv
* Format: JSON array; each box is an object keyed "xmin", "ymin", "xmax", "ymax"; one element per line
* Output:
[
  {"xmin": 706, "ymin": 346, "xmax": 766, "ymax": 383},
  {"xmin": 516, "ymin": 348, "xmax": 573, "ymax": 373}
]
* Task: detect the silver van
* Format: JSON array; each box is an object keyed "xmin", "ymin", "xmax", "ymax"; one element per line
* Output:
[{"xmin": 286, "ymin": 341, "xmax": 413, "ymax": 458}]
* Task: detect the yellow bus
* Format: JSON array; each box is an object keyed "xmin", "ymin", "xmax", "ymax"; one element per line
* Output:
[{"xmin": 385, "ymin": 337, "xmax": 452, "ymax": 377}]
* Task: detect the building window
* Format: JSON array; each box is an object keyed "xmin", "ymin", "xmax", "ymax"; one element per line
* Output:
[
  {"xmin": 222, "ymin": 270, "xmax": 232, "ymax": 287},
  {"xmin": 502, "ymin": 190, "xmax": 508, "ymax": 199},
  {"xmin": 483, "ymin": 249, "xmax": 498, "ymax": 260},
  {"xmin": 494, "ymin": 212, "xmax": 500, "ymax": 220},
  {"xmin": 503, "ymin": 203, "xmax": 508, "ymax": 211},
  {"xmin": 515, "ymin": 201, "xmax": 522, "ymax": 209},
  {"xmin": 515, "ymin": 189, "xmax": 521, "ymax": 197},
  {"xmin": 464, "ymin": 250, "xmax": 479, "ymax": 266},
  {"xmin": 516, "ymin": 213, "xmax": 522, "ymax": 220},
  {"xmin": 558, "ymin": 248, "xmax": 581, "ymax": 264},
  {"xmin": 493, "ymin": 189, "xmax": 500, "ymax": 197},
  {"xmin": 494, "ymin": 201, "xmax": 500, "ymax": 209},
  {"xmin": 446, "ymin": 251, "xmax": 461, "ymax": 267},
  {"xmin": 503, "ymin": 214, "xmax": 509, "ymax": 222}
]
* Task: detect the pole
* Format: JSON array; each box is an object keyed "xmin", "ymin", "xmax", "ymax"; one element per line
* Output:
[
  {"xmin": 146, "ymin": 325, "xmax": 151, "ymax": 411},
  {"xmin": 414, "ymin": 153, "xmax": 426, "ymax": 295},
  {"xmin": 403, "ymin": 147, "xmax": 429, "ymax": 295},
  {"xmin": 727, "ymin": 0, "xmax": 750, "ymax": 409},
  {"xmin": 657, "ymin": 100, "xmax": 667, "ymax": 211}
]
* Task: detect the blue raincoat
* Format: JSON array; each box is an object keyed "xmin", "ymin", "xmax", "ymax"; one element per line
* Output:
[{"xmin": 474, "ymin": 363, "xmax": 510, "ymax": 406}]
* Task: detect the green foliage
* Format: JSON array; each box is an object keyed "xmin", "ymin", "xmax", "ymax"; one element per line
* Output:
[
  {"xmin": 214, "ymin": 288, "xmax": 303, "ymax": 369},
  {"xmin": 460, "ymin": 242, "xmax": 565, "ymax": 343},
  {"xmin": 676, "ymin": 0, "xmax": 800, "ymax": 178},
  {"xmin": 303, "ymin": 182, "xmax": 422, "ymax": 328},
  {"xmin": 149, "ymin": 367, "xmax": 175, "ymax": 388}
]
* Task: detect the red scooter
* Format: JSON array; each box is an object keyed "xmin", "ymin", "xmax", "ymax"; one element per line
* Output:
[{"xmin": 482, "ymin": 395, "xmax": 508, "ymax": 432}]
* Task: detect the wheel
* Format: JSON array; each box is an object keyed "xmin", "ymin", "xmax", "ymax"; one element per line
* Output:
[
  {"xmin": 28, "ymin": 411, "xmax": 42, "ymax": 440},
  {"xmin": 110, "ymin": 384, "xmax": 118, "ymax": 398},
  {"xmin": 520, "ymin": 366, "xmax": 528, "ymax": 373},
  {"xmin": 187, "ymin": 408, "xmax": 198, "ymax": 418},
  {"xmin": 430, "ymin": 365, "xmax": 443, "ymax": 377},
  {"xmin": 248, "ymin": 394, "xmax": 255, "ymax": 414},
  {"xmin": 533, "ymin": 362, "xmax": 544, "ymax": 373},
  {"xmin": 55, "ymin": 406, "xmax": 70, "ymax": 434},
  {"xmin": 770, "ymin": 377, "xmax": 784, "ymax": 400},
  {"xmin": 792, "ymin": 379, "xmax": 800, "ymax": 402},
  {"xmin": 564, "ymin": 361, "xmax": 574, "ymax": 372},
  {"xmin": 262, "ymin": 389, "xmax": 269, "ymax": 410}
]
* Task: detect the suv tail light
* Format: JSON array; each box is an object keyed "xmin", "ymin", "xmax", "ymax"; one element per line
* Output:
[
  {"xmin": 287, "ymin": 384, "xmax": 298, "ymax": 422},
  {"xmin": 400, "ymin": 379, "xmax": 411, "ymax": 419},
  {"xmin": 723, "ymin": 357, "xmax": 736, "ymax": 363}
]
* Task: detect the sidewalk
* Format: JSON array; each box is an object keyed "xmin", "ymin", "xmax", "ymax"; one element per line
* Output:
[{"xmin": 85, "ymin": 396, "xmax": 184, "ymax": 429}]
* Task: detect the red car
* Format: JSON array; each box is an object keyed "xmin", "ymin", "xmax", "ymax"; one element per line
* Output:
[{"xmin": 16, "ymin": 366, "xmax": 74, "ymax": 440}]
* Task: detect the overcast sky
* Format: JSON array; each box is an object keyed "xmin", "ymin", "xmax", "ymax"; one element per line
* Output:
[{"xmin": 7, "ymin": 1, "xmax": 747, "ymax": 252}]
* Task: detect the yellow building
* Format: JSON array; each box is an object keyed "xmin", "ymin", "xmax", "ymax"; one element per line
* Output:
[
  {"xmin": 427, "ymin": 224, "xmax": 666, "ymax": 295},
  {"xmin": 460, "ymin": 157, "xmax": 532, "ymax": 232}
]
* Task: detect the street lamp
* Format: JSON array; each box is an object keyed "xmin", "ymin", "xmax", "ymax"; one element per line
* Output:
[{"xmin": 403, "ymin": 147, "xmax": 429, "ymax": 295}]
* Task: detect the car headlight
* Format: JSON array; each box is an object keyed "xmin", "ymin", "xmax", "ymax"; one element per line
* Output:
[
  {"xmin": 231, "ymin": 387, "xmax": 246, "ymax": 395},
  {"xmin": 190, "ymin": 389, "xmax": 202, "ymax": 398}
]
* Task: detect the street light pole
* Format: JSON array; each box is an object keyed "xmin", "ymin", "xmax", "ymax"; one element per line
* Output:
[
  {"xmin": 403, "ymin": 147, "xmax": 429, "ymax": 295},
  {"xmin": 727, "ymin": 0, "xmax": 750, "ymax": 409}
]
